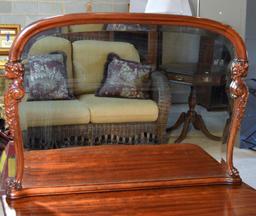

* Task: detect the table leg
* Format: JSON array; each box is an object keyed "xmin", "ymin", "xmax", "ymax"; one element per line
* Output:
[{"xmin": 167, "ymin": 86, "xmax": 221, "ymax": 143}]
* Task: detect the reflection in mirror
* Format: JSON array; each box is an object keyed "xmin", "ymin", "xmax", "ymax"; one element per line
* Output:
[
  {"xmin": 16, "ymin": 23, "xmax": 237, "ymax": 191},
  {"xmin": 161, "ymin": 25, "xmax": 234, "ymax": 162},
  {"xmin": 20, "ymin": 23, "xmax": 162, "ymax": 152},
  {"xmin": 20, "ymin": 24, "xmax": 234, "ymax": 161}
]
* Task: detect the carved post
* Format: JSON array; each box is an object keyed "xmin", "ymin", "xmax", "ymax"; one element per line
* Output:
[
  {"xmin": 226, "ymin": 58, "xmax": 249, "ymax": 176},
  {"xmin": 4, "ymin": 61, "xmax": 25, "ymax": 197}
]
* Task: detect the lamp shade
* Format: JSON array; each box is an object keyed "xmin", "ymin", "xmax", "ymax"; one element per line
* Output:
[
  {"xmin": 145, "ymin": 0, "xmax": 192, "ymax": 16},
  {"xmin": 129, "ymin": 0, "xmax": 148, "ymax": 13}
]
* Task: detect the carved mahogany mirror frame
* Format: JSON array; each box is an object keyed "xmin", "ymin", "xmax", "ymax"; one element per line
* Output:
[{"xmin": 4, "ymin": 13, "xmax": 248, "ymax": 199}]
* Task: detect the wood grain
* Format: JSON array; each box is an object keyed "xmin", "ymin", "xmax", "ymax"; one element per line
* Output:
[
  {"xmin": 3, "ymin": 184, "xmax": 256, "ymax": 216},
  {"xmin": 4, "ymin": 144, "xmax": 239, "ymax": 198}
]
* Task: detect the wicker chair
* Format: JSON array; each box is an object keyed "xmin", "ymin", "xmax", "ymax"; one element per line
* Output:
[{"xmin": 20, "ymin": 36, "xmax": 171, "ymax": 150}]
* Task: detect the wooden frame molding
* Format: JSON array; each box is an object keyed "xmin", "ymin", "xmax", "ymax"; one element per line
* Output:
[{"xmin": 3, "ymin": 13, "xmax": 248, "ymax": 199}]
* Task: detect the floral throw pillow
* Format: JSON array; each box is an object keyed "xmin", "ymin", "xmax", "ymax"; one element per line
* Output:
[
  {"xmin": 28, "ymin": 53, "xmax": 72, "ymax": 101},
  {"xmin": 96, "ymin": 53, "xmax": 152, "ymax": 99}
]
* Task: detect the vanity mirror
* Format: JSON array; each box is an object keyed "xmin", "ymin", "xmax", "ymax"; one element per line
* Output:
[{"xmin": 1, "ymin": 13, "xmax": 248, "ymax": 199}]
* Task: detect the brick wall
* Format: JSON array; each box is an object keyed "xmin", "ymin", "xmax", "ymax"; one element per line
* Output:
[{"xmin": 0, "ymin": 0, "xmax": 129, "ymax": 27}]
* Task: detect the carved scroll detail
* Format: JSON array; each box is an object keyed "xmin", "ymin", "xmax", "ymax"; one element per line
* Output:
[
  {"xmin": 4, "ymin": 61, "xmax": 25, "ymax": 195},
  {"xmin": 4, "ymin": 61, "xmax": 25, "ymax": 138},
  {"xmin": 6, "ymin": 177, "xmax": 22, "ymax": 197},
  {"xmin": 230, "ymin": 59, "xmax": 249, "ymax": 123},
  {"xmin": 227, "ymin": 58, "xmax": 249, "ymax": 176}
]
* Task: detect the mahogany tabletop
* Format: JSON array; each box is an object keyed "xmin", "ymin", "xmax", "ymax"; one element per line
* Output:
[{"xmin": 2, "ymin": 183, "xmax": 256, "ymax": 216}]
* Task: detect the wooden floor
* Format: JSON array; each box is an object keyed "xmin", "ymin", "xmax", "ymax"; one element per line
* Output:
[
  {"xmin": 23, "ymin": 144, "xmax": 232, "ymax": 191},
  {"xmin": 2, "ymin": 184, "xmax": 256, "ymax": 215}
]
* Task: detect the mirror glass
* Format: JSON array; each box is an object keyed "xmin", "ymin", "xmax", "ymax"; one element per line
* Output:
[{"xmin": 17, "ymin": 23, "xmax": 235, "ymax": 188}]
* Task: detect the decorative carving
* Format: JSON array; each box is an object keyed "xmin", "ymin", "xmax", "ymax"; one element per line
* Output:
[
  {"xmin": 227, "ymin": 58, "xmax": 249, "ymax": 176},
  {"xmin": 4, "ymin": 61, "xmax": 25, "ymax": 138},
  {"xmin": 4, "ymin": 61, "xmax": 25, "ymax": 198},
  {"xmin": 6, "ymin": 177, "xmax": 22, "ymax": 197},
  {"xmin": 230, "ymin": 59, "xmax": 249, "ymax": 124}
]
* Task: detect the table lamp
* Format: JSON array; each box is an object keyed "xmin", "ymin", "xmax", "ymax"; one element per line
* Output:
[
  {"xmin": 129, "ymin": 0, "xmax": 148, "ymax": 13},
  {"xmin": 145, "ymin": 0, "xmax": 192, "ymax": 16}
]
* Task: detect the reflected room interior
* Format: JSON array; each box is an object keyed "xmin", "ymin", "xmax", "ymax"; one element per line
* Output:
[
  {"xmin": 21, "ymin": 24, "xmax": 233, "ymax": 151},
  {"xmin": 11, "ymin": 22, "xmax": 235, "ymax": 191}
]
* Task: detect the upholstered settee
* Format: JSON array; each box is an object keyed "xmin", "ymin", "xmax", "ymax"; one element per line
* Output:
[{"xmin": 19, "ymin": 36, "xmax": 171, "ymax": 150}]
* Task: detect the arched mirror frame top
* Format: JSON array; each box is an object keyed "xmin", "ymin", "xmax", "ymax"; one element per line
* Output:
[{"xmin": 4, "ymin": 13, "xmax": 249, "ymax": 199}]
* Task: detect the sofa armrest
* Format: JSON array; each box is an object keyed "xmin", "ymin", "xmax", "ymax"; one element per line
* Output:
[{"xmin": 151, "ymin": 71, "xmax": 171, "ymax": 133}]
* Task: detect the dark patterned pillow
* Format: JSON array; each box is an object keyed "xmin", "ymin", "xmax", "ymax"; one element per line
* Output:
[
  {"xmin": 28, "ymin": 53, "xmax": 72, "ymax": 101},
  {"xmin": 96, "ymin": 53, "xmax": 151, "ymax": 99}
]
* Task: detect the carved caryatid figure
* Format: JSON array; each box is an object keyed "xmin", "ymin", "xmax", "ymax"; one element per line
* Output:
[
  {"xmin": 226, "ymin": 59, "xmax": 249, "ymax": 176},
  {"xmin": 230, "ymin": 59, "xmax": 249, "ymax": 100},
  {"xmin": 4, "ymin": 61, "xmax": 25, "ymax": 195},
  {"xmin": 4, "ymin": 62, "xmax": 25, "ymax": 138}
]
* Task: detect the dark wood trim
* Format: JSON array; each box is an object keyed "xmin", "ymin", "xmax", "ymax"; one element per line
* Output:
[{"xmin": 147, "ymin": 30, "xmax": 158, "ymax": 69}]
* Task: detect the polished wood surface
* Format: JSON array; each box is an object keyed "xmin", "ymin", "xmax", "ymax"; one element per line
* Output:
[
  {"xmin": 3, "ymin": 13, "xmax": 248, "ymax": 198},
  {"xmin": 23, "ymin": 144, "xmax": 227, "ymax": 187},
  {"xmin": 2, "ymin": 184, "xmax": 256, "ymax": 216},
  {"xmin": 6, "ymin": 144, "xmax": 240, "ymax": 199}
]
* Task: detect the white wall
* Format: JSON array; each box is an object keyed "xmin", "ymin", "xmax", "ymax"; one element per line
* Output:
[
  {"xmin": 0, "ymin": 0, "xmax": 129, "ymax": 27},
  {"xmin": 199, "ymin": 0, "xmax": 247, "ymax": 38}
]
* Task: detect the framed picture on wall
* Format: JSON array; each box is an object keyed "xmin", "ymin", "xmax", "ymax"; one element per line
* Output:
[
  {"xmin": 0, "ymin": 55, "xmax": 8, "ymax": 71},
  {"xmin": 0, "ymin": 24, "xmax": 21, "ymax": 55}
]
